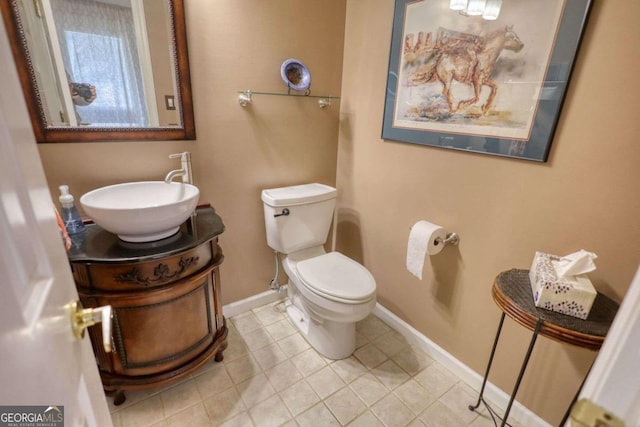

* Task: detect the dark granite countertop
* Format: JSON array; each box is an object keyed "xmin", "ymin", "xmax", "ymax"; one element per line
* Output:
[{"xmin": 67, "ymin": 205, "xmax": 225, "ymax": 263}]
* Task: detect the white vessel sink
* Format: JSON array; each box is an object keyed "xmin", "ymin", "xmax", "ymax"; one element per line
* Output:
[{"xmin": 80, "ymin": 181, "xmax": 199, "ymax": 242}]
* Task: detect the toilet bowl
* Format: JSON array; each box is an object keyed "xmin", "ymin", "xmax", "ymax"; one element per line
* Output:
[
  {"xmin": 262, "ymin": 183, "xmax": 377, "ymax": 359},
  {"xmin": 284, "ymin": 250, "xmax": 376, "ymax": 359}
]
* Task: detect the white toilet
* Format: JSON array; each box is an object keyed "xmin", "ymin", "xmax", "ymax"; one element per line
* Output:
[{"xmin": 262, "ymin": 183, "xmax": 377, "ymax": 359}]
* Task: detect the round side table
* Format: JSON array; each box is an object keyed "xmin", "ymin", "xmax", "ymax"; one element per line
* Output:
[{"xmin": 469, "ymin": 269, "xmax": 619, "ymax": 426}]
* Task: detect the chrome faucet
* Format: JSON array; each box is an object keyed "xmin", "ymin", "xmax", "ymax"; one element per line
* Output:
[{"xmin": 164, "ymin": 152, "xmax": 193, "ymax": 184}]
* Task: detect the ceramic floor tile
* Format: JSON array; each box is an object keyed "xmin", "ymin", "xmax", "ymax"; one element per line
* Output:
[
  {"xmin": 295, "ymin": 402, "xmax": 340, "ymax": 427},
  {"xmin": 265, "ymin": 318, "xmax": 297, "ymax": 341},
  {"xmin": 350, "ymin": 372, "xmax": 390, "ymax": 407},
  {"xmin": 220, "ymin": 332, "xmax": 250, "ymax": 363},
  {"xmin": 263, "ymin": 359, "xmax": 303, "ymax": 392},
  {"xmin": 277, "ymin": 333, "xmax": 311, "ymax": 357},
  {"xmin": 348, "ymin": 410, "xmax": 385, "ymax": 427},
  {"xmin": 231, "ymin": 312, "xmax": 263, "ymax": 336},
  {"xmin": 242, "ymin": 327, "xmax": 276, "ymax": 352},
  {"xmin": 193, "ymin": 363, "xmax": 234, "ymax": 399},
  {"xmin": 202, "ymin": 387, "xmax": 246, "ymax": 424},
  {"xmin": 419, "ymin": 400, "xmax": 468, "ymax": 427},
  {"xmin": 356, "ymin": 315, "xmax": 392, "ymax": 340},
  {"xmin": 218, "ymin": 411, "xmax": 255, "ymax": 427},
  {"xmin": 109, "ymin": 411, "xmax": 122, "ymax": 427},
  {"xmin": 374, "ymin": 329, "xmax": 410, "ymax": 357},
  {"xmin": 107, "ymin": 388, "xmax": 160, "ymax": 414},
  {"xmin": 159, "ymin": 379, "xmax": 202, "ymax": 418},
  {"xmin": 353, "ymin": 343, "xmax": 388, "ymax": 369},
  {"xmin": 371, "ymin": 359, "xmax": 411, "ymax": 390},
  {"xmin": 438, "ymin": 382, "xmax": 481, "ymax": 425},
  {"xmin": 225, "ymin": 353, "xmax": 263, "ymax": 384},
  {"xmin": 330, "ymin": 356, "xmax": 368, "ymax": 383},
  {"xmin": 108, "ymin": 302, "xmax": 530, "ymax": 427},
  {"xmin": 252, "ymin": 342, "xmax": 289, "ymax": 370},
  {"xmin": 355, "ymin": 331, "xmax": 370, "ymax": 349},
  {"xmin": 394, "ymin": 379, "xmax": 437, "ymax": 415},
  {"xmin": 414, "ymin": 362, "xmax": 459, "ymax": 398},
  {"xmin": 370, "ymin": 393, "xmax": 415, "ymax": 427},
  {"xmin": 248, "ymin": 394, "xmax": 293, "ymax": 427},
  {"xmin": 391, "ymin": 346, "xmax": 434, "ymax": 376},
  {"xmin": 253, "ymin": 302, "xmax": 287, "ymax": 326},
  {"xmin": 290, "ymin": 348, "xmax": 328, "ymax": 377},
  {"xmin": 324, "ymin": 386, "xmax": 367, "ymax": 425},
  {"xmin": 237, "ymin": 373, "xmax": 277, "ymax": 408},
  {"xmin": 306, "ymin": 365, "xmax": 346, "ymax": 399},
  {"xmin": 468, "ymin": 411, "xmax": 503, "ymax": 427},
  {"xmin": 407, "ymin": 417, "xmax": 427, "ymax": 427},
  {"xmin": 164, "ymin": 402, "xmax": 209, "ymax": 427},
  {"xmin": 119, "ymin": 395, "xmax": 165, "ymax": 427},
  {"xmin": 279, "ymin": 379, "xmax": 321, "ymax": 416}
]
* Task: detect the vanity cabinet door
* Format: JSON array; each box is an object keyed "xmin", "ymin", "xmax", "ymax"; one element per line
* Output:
[
  {"xmin": 79, "ymin": 247, "xmax": 226, "ymax": 388},
  {"xmin": 82, "ymin": 264, "xmax": 213, "ymax": 377}
]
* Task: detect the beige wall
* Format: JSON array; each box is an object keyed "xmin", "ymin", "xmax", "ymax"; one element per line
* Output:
[
  {"xmin": 38, "ymin": 0, "xmax": 346, "ymax": 302},
  {"xmin": 338, "ymin": 0, "xmax": 640, "ymax": 424},
  {"xmin": 34, "ymin": 0, "xmax": 640, "ymax": 424}
]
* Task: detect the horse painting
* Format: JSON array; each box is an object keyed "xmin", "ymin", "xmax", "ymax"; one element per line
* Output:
[{"xmin": 404, "ymin": 26, "xmax": 524, "ymax": 115}]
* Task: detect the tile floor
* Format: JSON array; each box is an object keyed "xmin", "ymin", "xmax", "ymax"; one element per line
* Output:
[{"xmin": 108, "ymin": 300, "xmax": 521, "ymax": 427}]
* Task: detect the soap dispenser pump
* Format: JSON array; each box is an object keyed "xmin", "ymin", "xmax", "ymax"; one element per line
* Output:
[{"xmin": 59, "ymin": 185, "xmax": 85, "ymax": 234}]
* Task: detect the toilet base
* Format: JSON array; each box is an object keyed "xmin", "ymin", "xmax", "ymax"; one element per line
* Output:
[{"xmin": 285, "ymin": 297, "xmax": 356, "ymax": 360}]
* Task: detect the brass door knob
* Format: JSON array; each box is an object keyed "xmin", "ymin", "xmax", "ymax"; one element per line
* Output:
[{"xmin": 69, "ymin": 301, "xmax": 113, "ymax": 353}]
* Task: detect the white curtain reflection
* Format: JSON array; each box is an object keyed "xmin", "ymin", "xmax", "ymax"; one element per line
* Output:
[{"xmin": 50, "ymin": 0, "xmax": 149, "ymax": 126}]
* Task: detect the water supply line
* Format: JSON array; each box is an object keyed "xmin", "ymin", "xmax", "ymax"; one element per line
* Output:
[{"xmin": 269, "ymin": 250, "xmax": 287, "ymax": 293}]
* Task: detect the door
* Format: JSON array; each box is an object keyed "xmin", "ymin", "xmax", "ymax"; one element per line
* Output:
[
  {"xmin": 0, "ymin": 16, "xmax": 112, "ymax": 427},
  {"xmin": 570, "ymin": 266, "xmax": 640, "ymax": 426},
  {"xmin": 14, "ymin": 0, "xmax": 69, "ymax": 125}
]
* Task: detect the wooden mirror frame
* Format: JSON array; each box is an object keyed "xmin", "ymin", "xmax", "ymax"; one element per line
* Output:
[{"xmin": 0, "ymin": 0, "xmax": 195, "ymax": 143}]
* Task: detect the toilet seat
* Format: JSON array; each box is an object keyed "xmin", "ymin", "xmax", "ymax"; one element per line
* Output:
[{"xmin": 296, "ymin": 252, "xmax": 376, "ymax": 304}]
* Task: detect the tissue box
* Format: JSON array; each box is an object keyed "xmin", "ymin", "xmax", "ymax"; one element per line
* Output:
[{"xmin": 529, "ymin": 252, "xmax": 597, "ymax": 319}]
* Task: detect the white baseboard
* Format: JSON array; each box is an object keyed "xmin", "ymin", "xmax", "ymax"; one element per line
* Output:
[
  {"xmin": 222, "ymin": 287, "xmax": 287, "ymax": 318},
  {"xmin": 222, "ymin": 291, "xmax": 549, "ymax": 427},
  {"xmin": 373, "ymin": 303, "xmax": 551, "ymax": 427}
]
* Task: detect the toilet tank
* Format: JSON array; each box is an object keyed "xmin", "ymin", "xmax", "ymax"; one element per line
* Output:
[{"xmin": 262, "ymin": 183, "xmax": 337, "ymax": 254}]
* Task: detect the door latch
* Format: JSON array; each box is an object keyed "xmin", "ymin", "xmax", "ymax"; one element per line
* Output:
[
  {"xmin": 69, "ymin": 301, "xmax": 113, "ymax": 353},
  {"xmin": 570, "ymin": 398, "xmax": 624, "ymax": 427}
]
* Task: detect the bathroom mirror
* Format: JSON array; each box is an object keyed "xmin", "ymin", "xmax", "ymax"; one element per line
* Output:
[{"xmin": 0, "ymin": 0, "xmax": 195, "ymax": 142}]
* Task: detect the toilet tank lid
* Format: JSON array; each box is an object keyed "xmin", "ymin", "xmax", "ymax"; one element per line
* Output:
[{"xmin": 261, "ymin": 183, "xmax": 337, "ymax": 207}]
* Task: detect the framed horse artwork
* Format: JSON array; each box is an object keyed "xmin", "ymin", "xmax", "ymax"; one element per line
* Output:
[{"xmin": 382, "ymin": 0, "xmax": 592, "ymax": 162}]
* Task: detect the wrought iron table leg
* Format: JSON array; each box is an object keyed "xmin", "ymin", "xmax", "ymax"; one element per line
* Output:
[
  {"xmin": 500, "ymin": 319, "xmax": 543, "ymax": 426},
  {"xmin": 559, "ymin": 361, "xmax": 593, "ymax": 426},
  {"xmin": 469, "ymin": 313, "xmax": 506, "ymax": 412}
]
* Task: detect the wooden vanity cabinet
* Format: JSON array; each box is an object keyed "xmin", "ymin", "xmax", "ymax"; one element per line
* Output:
[{"xmin": 67, "ymin": 205, "xmax": 227, "ymax": 404}]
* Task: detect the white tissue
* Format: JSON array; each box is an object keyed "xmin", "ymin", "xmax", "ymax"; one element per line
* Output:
[
  {"xmin": 406, "ymin": 220, "xmax": 446, "ymax": 280},
  {"xmin": 554, "ymin": 249, "xmax": 598, "ymax": 277}
]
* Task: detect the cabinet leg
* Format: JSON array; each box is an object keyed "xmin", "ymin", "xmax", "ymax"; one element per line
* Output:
[
  {"xmin": 112, "ymin": 390, "xmax": 126, "ymax": 406},
  {"xmin": 214, "ymin": 350, "xmax": 224, "ymax": 362}
]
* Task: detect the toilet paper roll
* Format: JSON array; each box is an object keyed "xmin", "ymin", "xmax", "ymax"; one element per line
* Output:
[{"xmin": 406, "ymin": 220, "xmax": 446, "ymax": 280}]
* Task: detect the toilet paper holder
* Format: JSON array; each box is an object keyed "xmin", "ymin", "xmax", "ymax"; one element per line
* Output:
[
  {"xmin": 435, "ymin": 232, "xmax": 460, "ymax": 247},
  {"xmin": 407, "ymin": 223, "xmax": 459, "ymax": 280}
]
